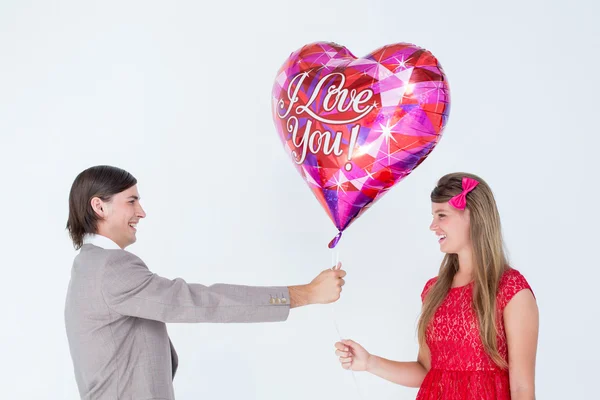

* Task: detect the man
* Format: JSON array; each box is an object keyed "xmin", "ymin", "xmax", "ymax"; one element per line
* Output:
[{"xmin": 65, "ymin": 165, "xmax": 346, "ymax": 399}]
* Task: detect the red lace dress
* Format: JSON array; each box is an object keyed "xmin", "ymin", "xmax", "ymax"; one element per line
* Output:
[{"xmin": 416, "ymin": 268, "xmax": 534, "ymax": 399}]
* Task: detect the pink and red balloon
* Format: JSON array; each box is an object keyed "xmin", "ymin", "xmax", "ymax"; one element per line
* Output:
[{"xmin": 272, "ymin": 42, "xmax": 451, "ymax": 247}]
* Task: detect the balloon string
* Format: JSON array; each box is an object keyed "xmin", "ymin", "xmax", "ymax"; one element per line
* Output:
[{"xmin": 331, "ymin": 245, "xmax": 364, "ymax": 400}]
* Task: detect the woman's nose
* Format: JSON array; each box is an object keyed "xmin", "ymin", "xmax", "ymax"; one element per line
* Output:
[{"xmin": 429, "ymin": 220, "xmax": 437, "ymax": 231}]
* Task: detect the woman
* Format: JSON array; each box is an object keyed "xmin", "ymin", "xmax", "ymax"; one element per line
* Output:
[{"xmin": 335, "ymin": 173, "xmax": 538, "ymax": 399}]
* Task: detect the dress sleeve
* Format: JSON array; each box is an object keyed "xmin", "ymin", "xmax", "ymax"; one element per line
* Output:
[
  {"xmin": 497, "ymin": 269, "xmax": 535, "ymax": 311},
  {"xmin": 421, "ymin": 277, "xmax": 438, "ymax": 303}
]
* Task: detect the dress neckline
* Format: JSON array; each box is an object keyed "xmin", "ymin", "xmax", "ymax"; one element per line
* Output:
[{"xmin": 450, "ymin": 280, "xmax": 474, "ymax": 290}]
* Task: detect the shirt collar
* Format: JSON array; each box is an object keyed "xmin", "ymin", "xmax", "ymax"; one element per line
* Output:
[{"xmin": 82, "ymin": 234, "xmax": 122, "ymax": 250}]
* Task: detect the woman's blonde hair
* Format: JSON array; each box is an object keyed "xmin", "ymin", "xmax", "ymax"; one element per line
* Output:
[{"xmin": 417, "ymin": 172, "xmax": 509, "ymax": 368}]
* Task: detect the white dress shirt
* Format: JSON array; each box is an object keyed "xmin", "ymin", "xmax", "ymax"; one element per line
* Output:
[{"xmin": 82, "ymin": 234, "xmax": 122, "ymax": 250}]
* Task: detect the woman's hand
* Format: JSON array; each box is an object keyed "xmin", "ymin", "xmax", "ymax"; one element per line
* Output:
[{"xmin": 334, "ymin": 339, "xmax": 371, "ymax": 371}]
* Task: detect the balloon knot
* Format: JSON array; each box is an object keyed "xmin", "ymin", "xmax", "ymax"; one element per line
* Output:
[{"xmin": 328, "ymin": 231, "xmax": 343, "ymax": 249}]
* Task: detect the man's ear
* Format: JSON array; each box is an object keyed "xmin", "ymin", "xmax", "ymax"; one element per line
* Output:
[{"xmin": 90, "ymin": 197, "xmax": 106, "ymax": 218}]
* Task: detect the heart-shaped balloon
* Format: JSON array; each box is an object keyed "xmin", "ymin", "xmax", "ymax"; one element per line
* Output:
[{"xmin": 272, "ymin": 42, "xmax": 450, "ymax": 247}]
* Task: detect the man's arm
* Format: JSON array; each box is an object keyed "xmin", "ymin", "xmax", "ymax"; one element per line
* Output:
[{"xmin": 101, "ymin": 251, "xmax": 344, "ymax": 323}]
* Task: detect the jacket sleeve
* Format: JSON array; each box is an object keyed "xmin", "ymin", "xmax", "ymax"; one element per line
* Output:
[{"xmin": 101, "ymin": 250, "xmax": 290, "ymax": 323}]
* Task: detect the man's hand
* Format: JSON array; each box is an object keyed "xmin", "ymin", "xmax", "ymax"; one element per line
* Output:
[{"xmin": 288, "ymin": 263, "xmax": 346, "ymax": 308}]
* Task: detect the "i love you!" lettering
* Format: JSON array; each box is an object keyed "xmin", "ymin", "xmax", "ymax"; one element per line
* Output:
[{"xmin": 276, "ymin": 72, "xmax": 376, "ymax": 171}]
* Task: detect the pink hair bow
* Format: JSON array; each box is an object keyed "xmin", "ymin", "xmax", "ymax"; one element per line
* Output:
[{"xmin": 449, "ymin": 177, "xmax": 479, "ymax": 210}]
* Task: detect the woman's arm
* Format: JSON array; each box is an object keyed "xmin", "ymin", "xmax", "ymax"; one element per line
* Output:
[
  {"xmin": 335, "ymin": 340, "xmax": 430, "ymax": 388},
  {"xmin": 367, "ymin": 342, "xmax": 430, "ymax": 387},
  {"xmin": 504, "ymin": 289, "xmax": 539, "ymax": 399}
]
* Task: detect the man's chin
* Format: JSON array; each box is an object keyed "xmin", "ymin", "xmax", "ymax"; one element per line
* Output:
[{"xmin": 122, "ymin": 235, "xmax": 136, "ymax": 249}]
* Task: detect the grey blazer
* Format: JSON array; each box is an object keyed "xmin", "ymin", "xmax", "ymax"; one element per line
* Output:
[{"xmin": 65, "ymin": 244, "xmax": 290, "ymax": 399}]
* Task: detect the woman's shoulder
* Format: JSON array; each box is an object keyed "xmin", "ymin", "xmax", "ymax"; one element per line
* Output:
[
  {"xmin": 497, "ymin": 268, "xmax": 535, "ymax": 309},
  {"xmin": 499, "ymin": 268, "xmax": 529, "ymax": 288}
]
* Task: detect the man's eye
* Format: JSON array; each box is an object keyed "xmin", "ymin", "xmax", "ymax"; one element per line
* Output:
[{"xmin": 129, "ymin": 201, "xmax": 135, "ymax": 204}]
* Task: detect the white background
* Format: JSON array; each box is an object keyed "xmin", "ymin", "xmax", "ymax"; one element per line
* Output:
[{"xmin": 1, "ymin": 0, "xmax": 598, "ymax": 398}]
